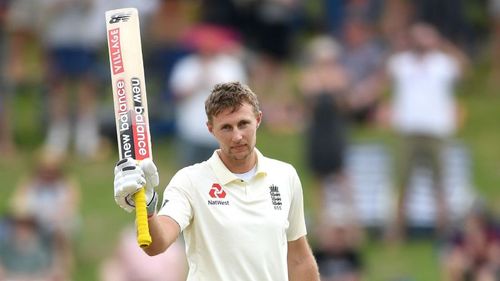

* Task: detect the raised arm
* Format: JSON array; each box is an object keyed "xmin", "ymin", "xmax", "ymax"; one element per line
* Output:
[
  {"xmin": 287, "ymin": 236, "xmax": 320, "ymax": 281},
  {"xmin": 143, "ymin": 215, "xmax": 181, "ymax": 256},
  {"xmin": 114, "ymin": 158, "xmax": 181, "ymax": 255}
]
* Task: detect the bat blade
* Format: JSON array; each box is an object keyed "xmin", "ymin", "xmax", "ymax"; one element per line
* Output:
[{"xmin": 105, "ymin": 7, "xmax": 152, "ymax": 248}]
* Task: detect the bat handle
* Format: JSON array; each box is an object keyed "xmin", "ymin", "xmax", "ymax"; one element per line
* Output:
[{"xmin": 134, "ymin": 188, "xmax": 152, "ymax": 248}]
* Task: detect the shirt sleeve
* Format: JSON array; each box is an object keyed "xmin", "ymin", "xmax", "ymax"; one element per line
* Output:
[
  {"xmin": 157, "ymin": 171, "xmax": 193, "ymax": 231},
  {"xmin": 286, "ymin": 166, "xmax": 307, "ymax": 241}
]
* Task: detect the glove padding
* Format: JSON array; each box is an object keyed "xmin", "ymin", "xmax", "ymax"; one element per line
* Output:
[{"xmin": 114, "ymin": 158, "xmax": 159, "ymax": 213}]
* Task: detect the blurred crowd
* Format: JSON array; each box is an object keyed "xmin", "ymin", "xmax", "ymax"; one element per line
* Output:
[
  {"xmin": 0, "ymin": 153, "xmax": 80, "ymax": 280},
  {"xmin": 1, "ymin": 0, "xmax": 500, "ymax": 280}
]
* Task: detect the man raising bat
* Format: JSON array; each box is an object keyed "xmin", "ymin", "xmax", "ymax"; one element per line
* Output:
[{"xmin": 114, "ymin": 82, "xmax": 320, "ymax": 280}]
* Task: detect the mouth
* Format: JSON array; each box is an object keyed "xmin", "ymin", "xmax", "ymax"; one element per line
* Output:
[{"xmin": 231, "ymin": 144, "xmax": 248, "ymax": 152}]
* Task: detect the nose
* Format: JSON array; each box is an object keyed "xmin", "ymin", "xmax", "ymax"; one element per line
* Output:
[{"xmin": 232, "ymin": 129, "xmax": 243, "ymax": 143}]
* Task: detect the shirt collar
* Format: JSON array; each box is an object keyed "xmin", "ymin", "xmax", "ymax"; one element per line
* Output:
[{"xmin": 208, "ymin": 148, "xmax": 268, "ymax": 185}]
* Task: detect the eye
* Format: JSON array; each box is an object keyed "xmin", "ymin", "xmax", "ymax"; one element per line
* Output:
[
  {"xmin": 221, "ymin": 125, "xmax": 232, "ymax": 131},
  {"xmin": 238, "ymin": 120, "xmax": 251, "ymax": 129}
]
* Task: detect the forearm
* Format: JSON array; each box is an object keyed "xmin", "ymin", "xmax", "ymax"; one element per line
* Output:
[
  {"xmin": 143, "ymin": 214, "xmax": 180, "ymax": 256},
  {"xmin": 287, "ymin": 237, "xmax": 320, "ymax": 281},
  {"xmin": 288, "ymin": 254, "xmax": 320, "ymax": 281}
]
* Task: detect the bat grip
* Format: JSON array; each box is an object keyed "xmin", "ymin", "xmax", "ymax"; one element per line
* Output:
[{"xmin": 134, "ymin": 188, "xmax": 152, "ymax": 248}]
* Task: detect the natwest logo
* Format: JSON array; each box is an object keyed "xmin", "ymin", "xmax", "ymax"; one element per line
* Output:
[{"xmin": 209, "ymin": 183, "xmax": 226, "ymax": 199}]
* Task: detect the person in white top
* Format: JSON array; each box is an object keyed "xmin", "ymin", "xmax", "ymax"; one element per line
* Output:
[
  {"xmin": 169, "ymin": 25, "xmax": 248, "ymax": 167},
  {"xmin": 113, "ymin": 81, "xmax": 319, "ymax": 281},
  {"xmin": 386, "ymin": 22, "xmax": 468, "ymax": 240}
]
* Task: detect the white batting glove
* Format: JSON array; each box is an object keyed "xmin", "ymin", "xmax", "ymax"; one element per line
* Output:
[{"xmin": 114, "ymin": 158, "xmax": 159, "ymax": 214}]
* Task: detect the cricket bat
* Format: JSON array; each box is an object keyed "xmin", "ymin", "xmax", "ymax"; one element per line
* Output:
[{"xmin": 105, "ymin": 7, "xmax": 152, "ymax": 248}]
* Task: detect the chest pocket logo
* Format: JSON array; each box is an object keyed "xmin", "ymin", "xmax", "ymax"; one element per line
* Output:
[
  {"xmin": 269, "ymin": 185, "xmax": 282, "ymax": 210},
  {"xmin": 209, "ymin": 183, "xmax": 227, "ymax": 199}
]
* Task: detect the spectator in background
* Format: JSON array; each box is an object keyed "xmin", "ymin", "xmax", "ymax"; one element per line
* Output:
[
  {"xmin": 339, "ymin": 15, "xmax": 386, "ymax": 125},
  {"xmin": 0, "ymin": 0, "xmax": 15, "ymax": 156},
  {"xmin": 100, "ymin": 225, "xmax": 187, "ymax": 281},
  {"xmin": 314, "ymin": 212, "xmax": 364, "ymax": 281},
  {"xmin": 386, "ymin": 22, "xmax": 468, "ymax": 241},
  {"xmin": 245, "ymin": 0, "xmax": 302, "ymax": 132},
  {"xmin": 3, "ymin": 0, "xmax": 43, "ymax": 85},
  {"xmin": 198, "ymin": 0, "xmax": 241, "ymax": 28},
  {"xmin": 9, "ymin": 153, "xmax": 80, "ymax": 279},
  {"xmin": 0, "ymin": 210, "xmax": 65, "ymax": 281},
  {"xmin": 39, "ymin": 0, "xmax": 105, "ymax": 160},
  {"xmin": 300, "ymin": 36, "xmax": 365, "ymax": 281},
  {"xmin": 380, "ymin": 0, "xmax": 414, "ymax": 53},
  {"xmin": 490, "ymin": 0, "xmax": 500, "ymax": 90},
  {"xmin": 410, "ymin": 0, "xmax": 472, "ymax": 53},
  {"xmin": 144, "ymin": 0, "xmax": 194, "ymax": 137},
  {"xmin": 2, "ymin": 0, "xmax": 45, "ymax": 156},
  {"xmin": 169, "ymin": 24, "xmax": 247, "ymax": 166},
  {"xmin": 323, "ymin": 0, "xmax": 384, "ymax": 37},
  {"xmin": 298, "ymin": 35, "xmax": 353, "ymax": 221},
  {"xmin": 441, "ymin": 203, "xmax": 500, "ymax": 281}
]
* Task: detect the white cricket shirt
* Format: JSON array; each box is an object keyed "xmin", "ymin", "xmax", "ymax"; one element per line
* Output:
[{"xmin": 158, "ymin": 149, "xmax": 307, "ymax": 281}]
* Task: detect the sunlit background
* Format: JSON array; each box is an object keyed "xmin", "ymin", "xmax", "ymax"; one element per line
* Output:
[{"xmin": 1, "ymin": 0, "xmax": 499, "ymax": 280}]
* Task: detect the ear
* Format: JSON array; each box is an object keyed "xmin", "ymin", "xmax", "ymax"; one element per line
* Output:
[
  {"xmin": 207, "ymin": 121, "xmax": 214, "ymax": 134},
  {"xmin": 256, "ymin": 111, "xmax": 263, "ymax": 128}
]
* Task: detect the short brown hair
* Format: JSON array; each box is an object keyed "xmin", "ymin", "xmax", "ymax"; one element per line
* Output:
[{"xmin": 205, "ymin": 82, "xmax": 260, "ymax": 123}]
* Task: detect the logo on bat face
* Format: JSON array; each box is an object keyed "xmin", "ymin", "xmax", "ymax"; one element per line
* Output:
[
  {"xmin": 209, "ymin": 183, "xmax": 226, "ymax": 199},
  {"xmin": 109, "ymin": 13, "xmax": 131, "ymax": 24},
  {"xmin": 108, "ymin": 28, "xmax": 124, "ymax": 75}
]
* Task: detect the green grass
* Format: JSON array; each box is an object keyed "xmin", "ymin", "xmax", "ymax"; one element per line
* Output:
[
  {"xmin": 1, "ymin": 60, "xmax": 499, "ymax": 281},
  {"xmin": 363, "ymin": 239, "xmax": 441, "ymax": 281}
]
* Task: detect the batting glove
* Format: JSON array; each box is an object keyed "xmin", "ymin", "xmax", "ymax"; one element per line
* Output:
[{"xmin": 114, "ymin": 158, "xmax": 159, "ymax": 215}]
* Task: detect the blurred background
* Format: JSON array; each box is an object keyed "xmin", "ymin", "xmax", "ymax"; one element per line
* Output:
[{"xmin": 0, "ymin": 0, "xmax": 499, "ymax": 280}]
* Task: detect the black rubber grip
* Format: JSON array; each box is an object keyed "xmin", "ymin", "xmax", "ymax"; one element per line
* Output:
[{"xmin": 116, "ymin": 159, "xmax": 128, "ymax": 166}]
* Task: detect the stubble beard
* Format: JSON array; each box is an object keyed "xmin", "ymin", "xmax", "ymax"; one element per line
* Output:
[{"xmin": 230, "ymin": 144, "xmax": 254, "ymax": 161}]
